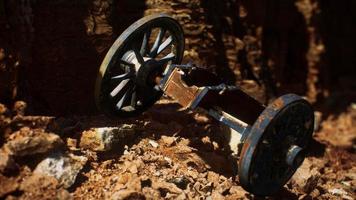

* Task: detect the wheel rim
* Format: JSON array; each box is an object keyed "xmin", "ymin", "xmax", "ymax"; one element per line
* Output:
[
  {"xmin": 95, "ymin": 14, "xmax": 184, "ymax": 117},
  {"xmin": 238, "ymin": 94, "xmax": 314, "ymax": 196}
]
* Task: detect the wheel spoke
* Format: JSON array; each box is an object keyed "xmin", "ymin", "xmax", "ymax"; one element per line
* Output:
[
  {"xmin": 96, "ymin": 14, "xmax": 185, "ymax": 116},
  {"xmin": 157, "ymin": 52, "xmax": 175, "ymax": 65},
  {"xmin": 157, "ymin": 35, "xmax": 173, "ymax": 55},
  {"xmin": 110, "ymin": 79, "xmax": 130, "ymax": 97},
  {"xmin": 133, "ymin": 49, "xmax": 144, "ymax": 64},
  {"xmin": 150, "ymin": 28, "xmax": 166, "ymax": 57},
  {"xmin": 140, "ymin": 29, "xmax": 151, "ymax": 56},
  {"xmin": 111, "ymin": 73, "xmax": 132, "ymax": 81},
  {"xmin": 117, "ymin": 85, "xmax": 134, "ymax": 109}
]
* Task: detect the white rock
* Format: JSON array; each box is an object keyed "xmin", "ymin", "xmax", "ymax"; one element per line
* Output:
[
  {"xmin": 34, "ymin": 153, "xmax": 87, "ymax": 188},
  {"xmin": 80, "ymin": 124, "xmax": 136, "ymax": 151},
  {"xmin": 148, "ymin": 140, "xmax": 159, "ymax": 148},
  {"xmin": 328, "ymin": 188, "xmax": 347, "ymax": 195},
  {"xmin": 328, "ymin": 188, "xmax": 353, "ymax": 200}
]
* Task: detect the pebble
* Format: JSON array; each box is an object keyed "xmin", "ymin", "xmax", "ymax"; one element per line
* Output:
[{"xmin": 148, "ymin": 140, "xmax": 159, "ymax": 148}]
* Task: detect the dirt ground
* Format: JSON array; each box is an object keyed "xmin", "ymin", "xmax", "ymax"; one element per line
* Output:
[{"xmin": 0, "ymin": 98, "xmax": 355, "ymax": 199}]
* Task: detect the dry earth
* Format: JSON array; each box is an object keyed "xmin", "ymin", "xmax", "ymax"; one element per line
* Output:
[{"xmin": 0, "ymin": 99, "xmax": 355, "ymax": 200}]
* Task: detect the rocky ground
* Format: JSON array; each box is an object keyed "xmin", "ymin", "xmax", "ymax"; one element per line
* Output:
[{"xmin": 0, "ymin": 99, "xmax": 355, "ymax": 200}]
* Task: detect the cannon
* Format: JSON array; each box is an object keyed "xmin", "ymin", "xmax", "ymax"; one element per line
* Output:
[{"xmin": 94, "ymin": 14, "xmax": 314, "ymax": 196}]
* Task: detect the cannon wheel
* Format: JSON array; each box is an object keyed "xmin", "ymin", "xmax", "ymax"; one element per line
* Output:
[
  {"xmin": 238, "ymin": 94, "xmax": 314, "ymax": 196},
  {"xmin": 95, "ymin": 14, "xmax": 184, "ymax": 117}
]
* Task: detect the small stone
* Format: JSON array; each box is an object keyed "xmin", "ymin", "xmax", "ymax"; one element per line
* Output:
[
  {"xmin": 123, "ymin": 160, "xmax": 143, "ymax": 174},
  {"xmin": 5, "ymin": 128, "xmax": 63, "ymax": 156},
  {"xmin": 193, "ymin": 113, "xmax": 210, "ymax": 123},
  {"xmin": 341, "ymin": 181, "xmax": 351, "ymax": 187},
  {"xmin": 328, "ymin": 188, "xmax": 348, "ymax": 196},
  {"xmin": 148, "ymin": 140, "xmax": 159, "ymax": 148},
  {"xmin": 79, "ymin": 124, "xmax": 136, "ymax": 151},
  {"xmin": 164, "ymin": 157, "xmax": 173, "ymax": 166},
  {"xmin": 129, "ymin": 164, "xmax": 138, "ymax": 174},
  {"xmin": 328, "ymin": 188, "xmax": 353, "ymax": 200},
  {"xmin": 161, "ymin": 135, "xmax": 176, "ymax": 147},
  {"xmin": 33, "ymin": 153, "xmax": 87, "ymax": 188},
  {"xmin": 154, "ymin": 171, "xmax": 161, "ymax": 176}
]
